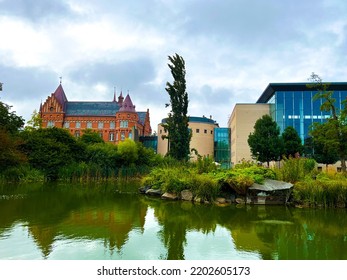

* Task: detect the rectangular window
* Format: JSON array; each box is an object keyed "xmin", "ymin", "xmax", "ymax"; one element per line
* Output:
[
  {"xmin": 116, "ymin": 132, "xmax": 119, "ymax": 141},
  {"xmin": 129, "ymin": 132, "xmax": 132, "ymax": 139},
  {"xmin": 120, "ymin": 120, "xmax": 128, "ymax": 128},
  {"xmin": 63, "ymin": 122, "xmax": 69, "ymax": 128},
  {"xmin": 76, "ymin": 121, "xmax": 81, "ymax": 128},
  {"xmin": 204, "ymin": 129, "xmax": 207, "ymax": 134},
  {"xmin": 74, "ymin": 131, "xmax": 80, "ymax": 138},
  {"xmin": 121, "ymin": 132, "xmax": 125, "ymax": 141},
  {"xmin": 99, "ymin": 132, "xmax": 103, "ymax": 139},
  {"xmin": 110, "ymin": 121, "xmax": 115, "ymax": 129},
  {"xmin": 196, "ymin": 129, "xmax": 200, "ymax": 133},
  {"xmin": 109, "ymin": 132, "xmax": 114, "ymax": 141},
  {"xmin": 87, "ymin": 121, "xmax": 92, "ymax": 129},
  {"xmin": 47, "ymin": 121, "xmax": 55, "ymax": 128},
  {"xmin": 98, "ymin": 122, "xmax": 104, "ymax": 129}
]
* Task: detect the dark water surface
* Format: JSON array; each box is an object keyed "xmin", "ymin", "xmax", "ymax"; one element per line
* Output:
[{"xmin": 0, "ymin": 182, "xmax": 346, "ymax": 260}]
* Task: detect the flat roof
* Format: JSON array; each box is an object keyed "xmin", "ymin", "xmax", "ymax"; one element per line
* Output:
[
  {"xmin": 161, "ymin": 116, "xmax": 216, "ymax": 124},
  {"xmin": 256, "ymin": 82, "xmax": 347, "ymax": 103}
]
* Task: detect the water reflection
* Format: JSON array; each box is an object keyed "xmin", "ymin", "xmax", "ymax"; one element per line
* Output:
[{"xmin": 0, "ymin": 182, "xmax": 346, "ymax": 259}]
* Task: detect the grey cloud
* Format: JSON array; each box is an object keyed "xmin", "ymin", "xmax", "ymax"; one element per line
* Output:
[
  {"xmin": 0, "ymin": 0, "xmax": 73, "ymax": 21},
  {"xmin": 0, "ymin": 65, "xmax": 58, "ymax": 102},
  {"xmin": 68, "ymin": 57, "xmax": 156, "ymax": 90}
]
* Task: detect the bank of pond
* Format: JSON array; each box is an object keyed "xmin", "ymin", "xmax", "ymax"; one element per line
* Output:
[{"xmin": 1, "ymin": 157, "xmax": 347, "ymax": 208}]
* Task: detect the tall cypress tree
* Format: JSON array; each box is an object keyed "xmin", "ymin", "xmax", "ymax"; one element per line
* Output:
[{"xmin": 163, "ymin": 54, "xmax": 190, "ymax": 161}]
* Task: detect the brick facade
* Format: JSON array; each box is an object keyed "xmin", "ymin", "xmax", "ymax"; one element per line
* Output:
[{"xmin": 40, "ymin": 84, "xmax": 152, "ymax": 143}]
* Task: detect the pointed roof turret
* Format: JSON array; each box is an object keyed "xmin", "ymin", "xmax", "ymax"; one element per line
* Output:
[
  {"xmin": 119, "ymin": 94, "xmax": 136, "ymax": 112},
  {"xmin": 53, "ymin": 84, "xmax": 68, "ymax": 109},
  {"xmin": 118, "ymin": 90, "xmax": 124, "ymax": 105}
]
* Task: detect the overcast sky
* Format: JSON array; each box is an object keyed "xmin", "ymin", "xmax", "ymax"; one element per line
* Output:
[{"xmin": 1, "ymin": 0, "xmax": 347, "ymax": 130}]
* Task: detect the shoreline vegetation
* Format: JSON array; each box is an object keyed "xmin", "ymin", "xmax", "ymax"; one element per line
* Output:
[
  {"xmin": 140, "ymin": 157, "xmax": 347, "ymax": 209},
  {"xmin": 2, "ymin": 150, "xmax": 347, "ymax": 208}
]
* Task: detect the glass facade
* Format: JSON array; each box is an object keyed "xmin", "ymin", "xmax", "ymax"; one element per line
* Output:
[
  {"xmin": 139, "ymin": 136, "xmax": 158, "ymax": 152},
  {"xmin": 265, "ymin": 88, "xmax": 347, "ymax": 142},
  {"xmin": 214, "ymin": 128, "xmax": 231, "ymax": 168}
]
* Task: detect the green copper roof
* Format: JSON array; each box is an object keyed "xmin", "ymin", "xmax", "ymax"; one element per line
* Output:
[{"xmin": 65, "ymin": 102, "xmax": 120, "ymax": 116}]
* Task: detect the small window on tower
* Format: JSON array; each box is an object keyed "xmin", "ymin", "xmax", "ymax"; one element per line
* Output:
[{"xmin": 49, "ymin": 107, "xmax": 54, "ymax": 112}]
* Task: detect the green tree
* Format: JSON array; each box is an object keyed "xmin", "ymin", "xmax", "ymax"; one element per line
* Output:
[
  {"xmin": 162, "ymin": 53, "xmax": 190, "ymax": 161},
  {"xmin": 0, "ymin": 100, "xmax": 26, "ymax": 173},
  {"xmin": 25, "ymin": 110, "xmax": 42, "ymax": 131},
  {"xmin": 305, "ymin": 134, "xmax": 338, "ymax": 169},
  {"xmin": 0, "ymin": 101, "xmax": 25, "ymax": 134},
  {"xmin": 248, "ymin": 115, "xmax": 283, "ymax": 166},
  {"xmin": 0, "ymin": 128, "xmax": 26, "ymax": 172},
  {"xmin": 20, "ymin": 128, "xmax": 85, "ymax": 180},
  {"xmin": 118, "ymin": 139, "xmax": 138, "ymax": 166},
  {"xmin": 79, "ymin": 129, "xmax": 104, "ymax": 145},
  {"xmin": 282, "ymin": 126, "xmax": 304, "ymax": 158},
  {"xmin": 307, "ymin": 72, "xmax": 347, "ymax": 172},
  {"xmin": 86, "ymin": 143, "xmax": 119, "ymax": 169}
]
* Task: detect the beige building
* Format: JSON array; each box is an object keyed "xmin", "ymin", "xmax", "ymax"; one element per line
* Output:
[
  {"xmin": 228, "ymin": 104, "xmax": 270, "ymax": 165},
  {"xmin": 157, "ymin": 116, "xmax": 218, "ymax": 160}
]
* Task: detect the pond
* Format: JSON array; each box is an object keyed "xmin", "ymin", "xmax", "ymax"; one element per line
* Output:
[{"xmin": 0, "ymin": 181, "xmax": 346, "ymax": 260}]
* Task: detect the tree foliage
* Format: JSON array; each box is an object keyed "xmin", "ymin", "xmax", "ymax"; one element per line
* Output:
[
  {"xmin": 79, "ymin": 129, "xmax": 104, "ymax": 145},
  {"xmin": 25, "ymin": 110, "xmax": 42, "ymax": 131},
  {"xmin": 0, "ymin": 100, "xmax": 26, "ymax": 173},
  {"xmin": 0, "ymin": 101, "xmax": 24, "ymax": 134},
  {"xmin": 20, "ymin": 128, "xmax": 85, "ymax": 180},
  {"xmin": 282, "ymin": 126, "xmax": 304, "ymax": 158},
  {"xmin": 162, "ymin": 53, "xmax": 190, "ymax": 161},
  {"xmin": 248, "ymin": 114, "xmax": 283, "ymax": 166},
  {"xmin": 307, "ymin": 72, "xmax": 347, "ymax": 172}
]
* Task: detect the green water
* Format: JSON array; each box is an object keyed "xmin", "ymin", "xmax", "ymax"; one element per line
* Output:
[{"xmin": 0, "ymin": 182, "xmax": 346, "ymax": 260}]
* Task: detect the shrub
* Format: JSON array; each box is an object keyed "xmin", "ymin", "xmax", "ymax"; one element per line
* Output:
[
  {"xmin": 214, "ymin": 165, "xmax": 276, "ymax": 195},
  {"xmin": 276, "ymin": 157, "xmax": 316, "ymax": 183},
  {"xmin": 293, "ymin": 177, "xmax": 347, "ymax": 207}
]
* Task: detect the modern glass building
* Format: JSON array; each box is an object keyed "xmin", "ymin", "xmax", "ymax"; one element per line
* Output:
[
  {"xmin": 139, "ymin": 136, "xmax": 158, "ymax": 152},
  {"xmin": 256, "ymin": 83, "xmax": 347, "ymax": 142},
  {"xmin": 214, "ymin": 127, "xmax": 231, "ymax": 168}
]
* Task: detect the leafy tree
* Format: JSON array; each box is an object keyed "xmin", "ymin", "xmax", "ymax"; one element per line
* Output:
[
  {"xmin": 162, "ymin": 53, "xmax": 190, "ymax": 161},
  {"xmin": 0, "ymin": 128, "xmax": 26, "ymax": 171},
  {"xmin": 25, "ymin": 110, "xmax": 42, "ymax": 131},
  {"xmin": 86, "ymin": 143, "xmax": 119, "ymax": 169},
  {"xmin": 282, "ymin": 126, "xmax": 304, "ymax": 158},
  {"xmin": 0, "ymin": 101, "xmax": 24, "ymax": 134},
  {"xmin": 118, "ymin": 139, "xmax": 138, "ymax": 166},
  {"xmin": 307, "ymin": 72, "xmax": 347, "ymax": 172},
  {"xmin": 305, "ymin": 134, "xmax": 338, "ymax": 169},
  {"xmin": 248, "ymin": 115, "xmax": 283, "ymax": 166},
  {"xmin": 0, "ymin": 100, "xmax": 26, "ymax": 172},
  {"xmin": 79, "ymin": 129, "xmax": 104, "ymax": 145},
  {"xmin": 20, "ymin": 127, "xmax": 85, "ymax": 180}
]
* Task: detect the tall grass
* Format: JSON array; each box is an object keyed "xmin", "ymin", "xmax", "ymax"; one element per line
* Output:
[
  {"xmin": 141, "ymin": 166, "xmax": 220, "ymax": 201},
  {"xmin": 0, "ymin": 165, "xmax": 44, "ymax": 183},
  {"xmin": 293, "ymin": 177, "xmax": 347, "ymax": 208},
  {"xmin": 275, "ymin": 157, "xmax": 316, "ymax": 183},
  {"xmin": 58, "ymin": 162, "xmax": 150, "ymax": 182}
]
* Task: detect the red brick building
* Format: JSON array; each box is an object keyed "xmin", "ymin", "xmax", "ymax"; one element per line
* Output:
[{"xmin": 40, "ymin": 84, "xmax": 152, "ymax": 143}]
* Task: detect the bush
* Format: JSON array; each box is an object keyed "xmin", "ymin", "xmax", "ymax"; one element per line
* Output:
[
  {"xmin": 141, "ymin": 166, "xmax": 220, "ymax": 201},
  {"xmin": 293, "ymin": 177, "xmax": 347, "ymax": 207},
  {"xmin": 214, "ymin": 165, "xmax": 276, "ymax": 195},
  {"xmin": 276, "ymin": 157, "xmax": 316, "ymax": 183}
]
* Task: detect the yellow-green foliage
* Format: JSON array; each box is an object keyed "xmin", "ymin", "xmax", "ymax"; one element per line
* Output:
[
  {"xmin": 275, "ymin": 157, "xmax": 316, "ymax": 183},
  {"xmin": 293, "ymin": 175, "xmax": 347, "ymax": 207},
  {"xmin": 141, "ymin": 166, "xmax": 219, "ymax": 200},
  {"xmin": 214, "ymin": 165, "xmax": 276, "ymax": 195}
]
